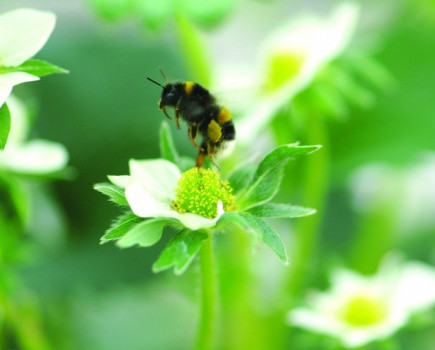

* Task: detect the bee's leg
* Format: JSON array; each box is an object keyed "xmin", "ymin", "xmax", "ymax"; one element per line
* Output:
[
  {"xmin": 196, "ymin": 151, "xmax": 206, "ymax": 168},
  {"xmin": 174, "ymin": 108, "xmax": 181, "ymax": 129},
  {"xmin": 188, "ymin": 123, "xmax": 202, "ymax": 149},
  {"xmin": 207, "ymin": 143, "xmax": 220, "ymax": 170},
  {"xmin": 161, "ymin": 106, "xmax": 172, "ymax": 120}
]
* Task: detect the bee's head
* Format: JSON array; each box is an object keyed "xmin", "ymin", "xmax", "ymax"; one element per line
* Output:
[{"xmin": 159, "ymin": 83, "xmax": 182, "ymax": 108}]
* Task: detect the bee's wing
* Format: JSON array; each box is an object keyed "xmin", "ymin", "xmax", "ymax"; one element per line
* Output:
[{"xmin": 213, "ymin": 85, "xmax": 264, "ymax": 116}]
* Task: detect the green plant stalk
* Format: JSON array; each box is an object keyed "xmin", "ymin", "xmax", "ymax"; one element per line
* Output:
[
  {"xmin": 174, "ymin": 15, "xmax": 212, "ymax": 86},
  {"xmin": 196, "ymin": 232, "xmax": 216, "ymax": 350},
  {"xmin": 219, "ymin": 225, "xmax": 264, "ymax": 350},
  {"xmin": 285, "ymin": 111, "xmax": 329, "ymax": 298},
  {"xmin": 350, "ymin": 194, "xmax": 401, "ymax": 275}
]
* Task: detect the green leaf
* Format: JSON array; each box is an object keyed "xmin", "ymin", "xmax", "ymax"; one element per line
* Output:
[
  {"xmin": 94, "ymin": 182, "xmax": 128, "ymax": 206},
  {"xmin": 0, "ymin": 103, "xmax": 11, "ymax": 151},
  {"xmin": 0, "ymin": 59, "xmax": 68, "ymax": 77},
  {"xmin": 101, "ymin": 212, "xmax": 143, "ymax": 242},
  {"xmin": 226, "ymin": 161, "xmax": 256, "ymax": 195},
  {"xmin": 152, "ymin": 229, "xmax": 207, "ymax": 275},
  {"xmin": 215, "ymin": 212, "xmax": 251, "ymax": 233},
  {"xmin": 117, "ymin": 218, "xmax": 175, "ymax": 248},
  {"xmin": 240, "ymin": 212, "xmax": 287, "ymax": 262},
  {"xmin": 159, "ymin": 121, "xmax": 180, "ymax": 165},
  {"xmin": 237, "ymin": 144, "xmax": 321, "ymax": 210},
  {"xmin": 238, "ymin": 212, "xmax": 263, "ymax": 244},
  {"xmin": 257, "ymin": 218, "xmax": 287, "ymax": 262},
  {"xmin": 246, "ymin": 203, "xmax": 316, "ymax": 218}
]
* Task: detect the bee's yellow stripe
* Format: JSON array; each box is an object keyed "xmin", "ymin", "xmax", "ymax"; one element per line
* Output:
[
  {"xmin": 218, "ymin": 107, "xmax": 232, "ymax": 124},
  {"xmin": 184, "ymin": 81, "xmax": 195, "ymax": 95},
  {"xmin": 207, "ymin": 119, "xmax": 222, "ymax": 143}
]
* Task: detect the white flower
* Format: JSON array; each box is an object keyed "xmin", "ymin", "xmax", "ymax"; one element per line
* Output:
[
  {"xmin": 213, "ymin": 3, "xmax": 360, "ymax": 145},
  {"xmin": 109, "ymin": 159, "xmax": 225, "ymax": 230},
  {"xmin": 288, "ymin": 256, "xmax": 435, "ymax": 348},
  {"xmin": 350, "ymin": 156, "xmax": 435, "ymax": 235},
  {"xmin": 0, "ymin": 8, "xmax": 56, "ymax": 108},
  {"xmin": 0, "ymin": 95, "xmax": 68, "ymax": 175}
]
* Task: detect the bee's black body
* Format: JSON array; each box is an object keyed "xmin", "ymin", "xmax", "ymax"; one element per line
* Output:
[{"xmin": 150, "ymin": 78, "xmax": 236, "ymax": 168}]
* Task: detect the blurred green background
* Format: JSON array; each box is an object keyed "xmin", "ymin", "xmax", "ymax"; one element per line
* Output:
[{"xmin": 1, "ymin": 0, "xmax": 435, "ymax": 349}]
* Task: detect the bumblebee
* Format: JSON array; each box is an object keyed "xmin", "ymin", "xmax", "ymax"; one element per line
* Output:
[{"xmin": 147, "ymin": 73, "xmax": 235, "ymax": 168}]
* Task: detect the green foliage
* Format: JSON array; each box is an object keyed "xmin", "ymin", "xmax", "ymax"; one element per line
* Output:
[
  {"xmin": 237, "ymin": 144, "xmax": 321, "ymax": 210},
  {"xmin": 117, "ymin": 218, "xmax": 176, "ymax": 248},
  {"xmin": 159, "ymin": 121, "xmax": 180, "ymax": 165},
  {"xmin": 246, "ymin": 203, "xmax": 316, "ymax": 218},
  {"xmin": 226, "ymin": 161, "xmax": 256, "ymax": 195},
  {"xmin": 241, "ymin": 212, "xmax": 287, "ymax": 262},
  {"xmin": 0, "ymin": 59, "xmax": 68, "ymax": 77},
  {"xmin": 94, "ymin": 182, "xmax": 128, "ymax": 206},
  {"xmin": 152, "ymin": 229, "xmax": 208, "ymax": 275},
  {"xmin": 0, "ymin": 103, "xmax": 11, "ymax": 151},
  {"xmin": 101, "ymin": 212, "xmax": 143, "ymax": 242}
]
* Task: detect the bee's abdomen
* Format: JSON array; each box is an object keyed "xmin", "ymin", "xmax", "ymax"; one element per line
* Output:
[
  {"xmin": 221, "ymin": 121, "xmax": 235, "ymax": 141},
  {"xmin": 217, "ymin": 107, "xmax": 235, "ymax": 141}
]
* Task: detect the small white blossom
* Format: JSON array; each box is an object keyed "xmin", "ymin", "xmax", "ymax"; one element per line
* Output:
[
  {"xmin": 109, "ymin": 159, "xmax": 225, "ymax": 230},
  {"xmin": 0, "ymin": 8, "xmax": 56, "ymax": 108},
  {"xmin": 350, "ymin": 156, "xmax": 435, "ymax": 235},
  {"xmin": 288, "ymin": 256, "xmax": 435, "ymax": 348},
  {"xmin": 0, "ymin": 95, "xmax": 68, "ymax": 175}
]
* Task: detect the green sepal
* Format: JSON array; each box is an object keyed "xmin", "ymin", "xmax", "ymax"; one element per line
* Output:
[
  {"xmin": 94, "ymin": 182, "xmax": 128, "ymax": 206},
  {"xmin": 246, "ymin": 203, "xmax": 316, "ymax": 218},
  {"xmin": 0, "ymin": 59, "xmax": 68, "ymax": 77},
  {"xmin": 240, "ymin": 212, "xmax": 287, "ymax": 263},
  {"xmin": 117, "ymin": 218, "xmax": 177, "ymax": 248},
  {"xmin": 215, "ymin": 212, "xmax": 251, "ymax": 233},
  {"xmin": 152, "ymin": 229, "xmax": 208, "ymax": 275},
  {"xmin": 0, "ymin": 103, "xmax": 11, "ymax": 151},
  {"xmin": 101, "ymin": 212, "xmax": 143, "ymax": 242},
  {"xmin": 216, "ymin": 212, "xmax": 262, "ymax": 244},
  {"xmin": 159, "ymin": 121, "xmax": 180, "ymax": 165},
  {"xmin": 237, "ymin": 144, "xmax": 321, "ymax": 210},
  {"xmin": 226, "ymin": 161, "xmax": 256, "ymax": 195}
]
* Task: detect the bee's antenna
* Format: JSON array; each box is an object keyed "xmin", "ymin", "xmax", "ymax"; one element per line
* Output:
[
  {"xmin": 159, "ymin": 68, "xmax": 169, "ymax": 83},
  {"xmin": 147, "ymin": 77, "xmax": 165, "ymax": 88}
]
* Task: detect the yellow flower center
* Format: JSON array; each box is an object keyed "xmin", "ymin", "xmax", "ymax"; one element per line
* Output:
[
  {"xmin": 339, "ymin": 294, "xmax": 388, "ymax": 327},
  {"xmin": 171, "ymin": 168, "xmax": 236, "ymax": 219},
  {"xmin": 265, "ymin": 51, "xmax": 306, "ymax": 92}
]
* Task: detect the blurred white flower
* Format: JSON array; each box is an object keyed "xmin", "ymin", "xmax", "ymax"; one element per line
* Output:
[
  {"xmin": 214, "ymin": 2, "xmax": 360, "ymax": 145},
  {"xmin": 109, "ymin": 159, "xmax": 226, "ymax": 230},
  {"xmin": 0, "ymin": 8, "xmax": 56, "ymax": 108},
  {"xmin": 288, "ymin": 256, "xmax": 435, "ymax": 348},
  {"xmin": 0, "ymin": 95, "xmax": 68, "ymax": 175},
  {"xmin": 350, "ymin": 155, "xmax": 435, "ymax": 234}
]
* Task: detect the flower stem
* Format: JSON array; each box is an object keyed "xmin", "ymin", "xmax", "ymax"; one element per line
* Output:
[
  {"xmin": 196, "ymin": 232, "xmax": 216, "ymax": 350},
  {"xmin": 285, "ymin": 111, "xmax": 329, "ymax": 297}
]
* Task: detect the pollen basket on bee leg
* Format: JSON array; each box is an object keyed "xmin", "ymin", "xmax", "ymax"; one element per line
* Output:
[{"xmin": 207, "ymin": 120, "xmax": 222, "ymax": 143}]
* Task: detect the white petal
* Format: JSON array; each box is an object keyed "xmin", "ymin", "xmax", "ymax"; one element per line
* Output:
[
  {"xmin": 173, "ymin": 212, "xmax": 219, "ymax": 230},
  {"xmin": 393, "ymin": 262, "xmax": 435, "ymax": 313},
  {"xmin": 288, "ymin": 308, "xmax": 342, "ymax": 336},
  {"xmin": 108, "ymin": 175, "xmax": 131, "ymax": 188},
  {"xmin": 238, "ymin": 3, "xmax": 360, "ymax": 145},
  {"xmin": 125, "ymin": 180, "xmax": 175, "ymax": 218},
  {"xmin": 0, "ymin": 139, "xmax": 68, "ymax": 174},
  {"xmin": 0, "ymin": 72, "xmax": 39, "ymax": 108},
  {"xmin": 129, "ymin": 159, "xmax": 181, "ymax": 202},
  {"xmin": 5, "ymin": 95, "xmax": 29, "ymax": 145},
  {"xmin": 0, "ymin": 8, "xmax": 55, "ymax": 67},
  {"xmin": 174, "ymin": 202, "xmax": 224, "ymax": 230}
]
